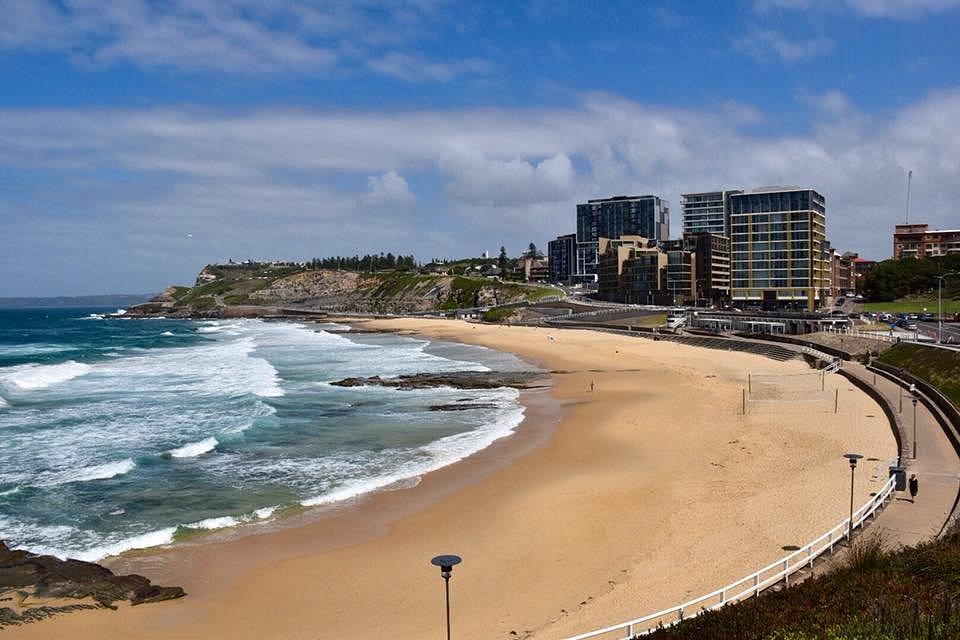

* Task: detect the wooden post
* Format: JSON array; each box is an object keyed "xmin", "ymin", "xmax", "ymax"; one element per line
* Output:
[
  {"xmin": 821, "ymin": 370, "xmax": 825, "ymax": 391},
  {"xmin": 748, "ymin": 373, "xmax": 752, "ymax": 395},
  {"xmin": 742, "ymin": 388, "xmax": 747, "ymax": 415},
  {"xmin": 834, "ymin": 388, "xmax": 839, "ymax": 413}
]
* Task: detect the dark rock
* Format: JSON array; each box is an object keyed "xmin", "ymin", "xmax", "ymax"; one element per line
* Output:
[
  {"xmin": 329, "ymin": 370, "xmax": 545, "ymax": 391},
  {"xmin": 0, "ymin": 540, "xmax": 185, "ymax": 628},
  {"xmin": 429, "ymin": 403, "xmax": 501, "ymax": 412}
]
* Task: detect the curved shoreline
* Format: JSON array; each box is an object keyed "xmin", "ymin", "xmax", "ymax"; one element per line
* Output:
[{"xmin": 11, "ymin": 320, "xmax": 898, "ymax": 639}]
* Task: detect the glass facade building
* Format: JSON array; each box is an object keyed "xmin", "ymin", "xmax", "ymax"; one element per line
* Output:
[
  {"xmin": 729, "ymin": 188, "xmax": 828, "ymax": 310},
  {"xmin": 575, "ymin": 195, "xmax": 669, "ymax": 281},
  {"xmin": 548, "ymin": 233, "xmax": 576, "ymax": 284},
  {"xmin": 681, "ymin": 190, "xmax": 742, "ymax": 237}
]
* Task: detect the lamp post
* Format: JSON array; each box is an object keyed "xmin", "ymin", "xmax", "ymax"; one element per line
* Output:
[
  {"xmin": 937, "ymin": 272, "xmax": 959, "ymax": 343},
  {"xmin": 912, "ymin": 396, "xmax": 919, "ymax": 459},
  {"xmin": 431, "ymin": 554, "xmax": 462, "ymax": 640},
  {"xmin": 844, "ymin": 453, "xmax": 863, "ymax": 541}
]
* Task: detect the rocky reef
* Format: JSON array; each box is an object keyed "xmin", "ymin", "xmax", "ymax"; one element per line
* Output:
[
  {"xmin": 329, "ymin": 370, "xmax": 546, "ymax": 390},
  {"xmin": 0, "ymin": 540, "xmax": 185, "ymax": 628}
]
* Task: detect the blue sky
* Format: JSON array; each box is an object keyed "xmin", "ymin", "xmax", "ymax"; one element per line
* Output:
[{"xmin": 2, "ymin": 0, "xmax": 959, "ymax": 296}]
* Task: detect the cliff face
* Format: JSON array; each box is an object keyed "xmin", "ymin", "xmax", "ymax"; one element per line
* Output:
[{"xmin": 127, "ymin": 264, "xmax": 558, "ymax": 317}]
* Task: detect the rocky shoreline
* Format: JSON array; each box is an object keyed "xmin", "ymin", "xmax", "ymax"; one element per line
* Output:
[{"xmin": 0, "ymin": 541, "xmax": 185, "ymax": 628}]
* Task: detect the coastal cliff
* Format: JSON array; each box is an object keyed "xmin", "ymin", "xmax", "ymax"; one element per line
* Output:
[{"xmin": 127, "ymin": 262, "xmax": 559, "ymax": 317}]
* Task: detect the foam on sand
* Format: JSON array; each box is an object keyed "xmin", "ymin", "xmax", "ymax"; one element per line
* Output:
[{"xmin": 168, "ymin": 437, "xmax": 218, "ymax": 459}]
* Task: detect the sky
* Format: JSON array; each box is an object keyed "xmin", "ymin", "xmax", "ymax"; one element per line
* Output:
[{"xmin": 1, "ymin": 1, "xmax": 959, "ymax": 296}]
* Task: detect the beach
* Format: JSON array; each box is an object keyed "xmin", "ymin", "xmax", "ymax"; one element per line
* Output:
[{"xmin": 11, "ymin": 319, "xmax": 898, "ymax": 639}]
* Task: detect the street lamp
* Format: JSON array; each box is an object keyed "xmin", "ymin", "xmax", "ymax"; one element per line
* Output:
[
  {"xmin": 843, "ymin": 453, "xmax": 863, "ymax": 540},
  {"xmin": 431, "ymin": 554, "xmax": 462, "ymax": 640},
  {"xmin": 912, "ymin": 396, "xmax": 919, "ymax": 459},
  {"xmin": 937, "ymin": 272, "xmax": 959, "ymax": 343}
]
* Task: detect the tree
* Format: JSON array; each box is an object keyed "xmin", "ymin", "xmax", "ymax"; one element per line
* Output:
[
  {"xmin": 527, "ymin": 242, "xmax": 539, "ymax": 258},
  {"xmin": 498, "ymin": 246, "xmax": 509, "ymax": 271}
]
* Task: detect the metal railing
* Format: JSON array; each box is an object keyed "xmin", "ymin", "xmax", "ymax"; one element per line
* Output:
[
  {"xmin": 800, "ymin": 345, "xmax": 841, "ymax": 372},
  {"xmin": 563, "ymin": 475, "xmax": 897, "ymax": 640}
]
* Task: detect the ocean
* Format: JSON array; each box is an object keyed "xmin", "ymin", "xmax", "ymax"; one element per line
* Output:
[{"xmin": 0, "ymin": 309, "xmax": 528, "ymax": 561}]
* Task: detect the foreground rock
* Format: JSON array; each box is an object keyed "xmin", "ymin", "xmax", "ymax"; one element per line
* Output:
[
  {"xmin": 329, "ymin": 371, "xmax": 546, "ymax": 391},
  {"xmin": 0, "ymin": 540, "xmax": 185, "ymax": 628}
]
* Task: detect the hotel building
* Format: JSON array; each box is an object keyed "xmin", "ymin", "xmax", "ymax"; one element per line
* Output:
[
  {"xmin": 893, "ymin": 224, "xmax": 960, "ymax": 259},
  {"xmin": 575, "ymin": 195, "xmax": 669, "ymax": 282},
  {"xmin": 681, "ymin": 189, "xmax": 743, "ymax": 237},
  {"xmin": 729, "ymin": 187, "xmax": 829, "ymax": 310}
]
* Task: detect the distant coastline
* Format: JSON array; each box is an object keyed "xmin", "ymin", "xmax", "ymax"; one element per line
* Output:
[{"xmin": 0, "ymin": 294, "xmax": 154, "ymax": 310}]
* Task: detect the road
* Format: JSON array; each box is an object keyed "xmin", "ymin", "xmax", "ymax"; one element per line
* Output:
[{"xmin": 918, "ymin": 321, "xmax": 960, "ymax": 345}]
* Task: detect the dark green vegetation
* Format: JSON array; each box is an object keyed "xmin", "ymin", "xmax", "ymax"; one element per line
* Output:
[
  {"xmin": 306, "ymin": 253, "xmax": 416, "ymax": 271},
  {"xmin": 481, "ymin": 307, "xmax": 518, "ymax": 323},
  {"xmin": 877, "ymin": 343, "xmax": 960, "ymax": 406},
  {"xmin": 644, "ymin": 529, "xmax": 960, "ymax": 640},
  {"xmin": 863, "ymin": 255, "xmax": 960, "ymax": 303}
]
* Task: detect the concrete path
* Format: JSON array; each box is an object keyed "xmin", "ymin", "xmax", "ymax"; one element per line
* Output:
[{"xmin": 844, "ymin": 360, "xmax": 960, "ymax": 546}]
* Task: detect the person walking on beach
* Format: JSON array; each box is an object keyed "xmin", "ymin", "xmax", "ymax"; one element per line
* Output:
[{"xmin": 909, "ymin": 474, "xmax": 919, "ymax": 503}]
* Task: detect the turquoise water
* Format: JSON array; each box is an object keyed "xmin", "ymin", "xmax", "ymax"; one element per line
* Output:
[{"xmin": 0, "ymin": 309, "xmax": 527, "ymax": 561}]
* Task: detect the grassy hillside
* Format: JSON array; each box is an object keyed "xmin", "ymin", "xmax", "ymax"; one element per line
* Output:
[
  {"xmin": 861, "ymin": 299, "xmax": 960, "ymax": 314},
  {"xmin": 149, "ymin": 264, "xmax": 561, "ymax": 314},
  {"xmin": 876, "ymin": 343, "xmax": 960, "ymax": 406},
  {"xmin": 642, "ymin": 528, "xmax": 960, "ymax": 639}
]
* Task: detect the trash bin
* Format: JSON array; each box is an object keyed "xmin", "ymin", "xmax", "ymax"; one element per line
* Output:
[{"xmin": 889, "ymin": 465, "xmax": 906, "ymax": 491}]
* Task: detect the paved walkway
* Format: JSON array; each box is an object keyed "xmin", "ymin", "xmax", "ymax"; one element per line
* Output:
[{"xmin": 843, "ymin": 360, "xmax": 960, "ymax": 546}]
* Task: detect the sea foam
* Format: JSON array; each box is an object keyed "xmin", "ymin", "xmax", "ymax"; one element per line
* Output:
[
  {"xmin": 168, "ymin": 437, "xmax": 218, "ymax": 458},
  {"xmin": 0, "ymin": 361, "xmax": 92, "ymax": 391},
  {"xmin": 66, "ymin": 459, "xmax": 136, "ymax": 484}
]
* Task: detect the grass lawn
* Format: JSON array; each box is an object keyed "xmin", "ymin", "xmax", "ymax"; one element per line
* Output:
[
  {"xmin": 876, "ymin": 342, "xmax": 960, "ymax": 406},
  {"xmin": 862, "ymin": 299, "xmax": 960, "ymax": 313}
]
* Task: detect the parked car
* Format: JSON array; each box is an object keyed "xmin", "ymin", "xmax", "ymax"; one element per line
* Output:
[
  {"xmin": 848, "ymin": 312, "xmax": 861, "ymax": 319},
  {"xmin": 920, "ymin": 313, "xmax": 934, "ymax": 321}
]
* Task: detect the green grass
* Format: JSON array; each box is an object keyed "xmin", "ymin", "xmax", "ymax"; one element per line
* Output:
[
  {"xmin": 481, "ymin": 307, "xmax": 517, "ymax": 323},
  {"xmin": 643, "ymin": 527, "xmax": 960, "ymax": 639},
  {"xmin": 634, "ymin": 312, "xmax": 668, "ymax": 328},
  {"xmin": 861, "ymin": 300, "xmax": 960, "ymax": 313},
  {"xmin": 876, "ymin": 343, "xmax": 960, "ymax": 406}
]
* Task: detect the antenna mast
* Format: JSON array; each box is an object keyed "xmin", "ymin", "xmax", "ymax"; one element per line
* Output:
[{"xmin": 905, "ymin": 170, "xmax": 913, "ymax": 224}]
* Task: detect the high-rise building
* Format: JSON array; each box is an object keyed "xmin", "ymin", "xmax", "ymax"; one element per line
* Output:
[
  {"xmin": 575, "ymin": 195, "xmax": 669, "ymax": 282},
  {"xmin": 682, "ymin": 232, "xmax": 730, "ymax": 305},
  {"xmin": 681, "ymin": 190, "xmax": 742, "ymax": 237},
  {"xmin": 548, "ymin": 233, "xmax": 576, "ymax": 284},
  {"xmin": 893, "ymin": 223, "xmax": 960, "ymax": 259},
  {"xmin": 729, "ymin": 187, "xmax": 829, "ymax": 310}
]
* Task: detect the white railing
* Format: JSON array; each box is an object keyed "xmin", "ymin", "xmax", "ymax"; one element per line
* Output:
[
  {"xmin": 563, "ymin": 474, "xmax": 897, "ymax": 640},
  {"xmin": 800, "ymin": 345, "xmax": 841, "ymax": 372},
  {"xmin": 825, "ymin": 326, "xmax": 897, "ymax": 343}
]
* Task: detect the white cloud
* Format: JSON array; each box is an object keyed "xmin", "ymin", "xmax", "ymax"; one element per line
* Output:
[
  {"xmin": 3, "ymin": 88, "xmax": 960, "ymax": 295},
  {"xmin": 359, "ymin": 171, "xmax": 417, "ymax": 206},
  {"xmin": 735, "ymin": 29, "xmax": 834, "ymax": 62},
  {"xmin": 439, "ymin": 150, "xmax": 575, "ymax": 206},
  {"xmin": 367, "ymin": 52, "xmax": 491, "ymax": 82},
  {"xmin": 755, "ymin": 0, "xmax": 960, "ymax": 18},
  {"xmin": 0, "ymin": 0, "xmax": 470, "ymax": 77}
]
